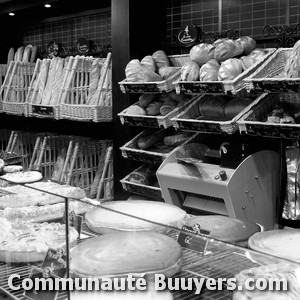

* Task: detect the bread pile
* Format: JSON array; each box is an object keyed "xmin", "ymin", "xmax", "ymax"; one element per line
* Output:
[
  {"xmin": 181, "ymin": 36, "xmax": 268, "ymax": 82},
  {"xmin": 135, "ymin": 128, "xmax": 193, "ymax": 152},
  {"xmin": 7, "ymin": 44, "xmax": 38, "ymax": 65},
  {"xmin": 266, "ymin": 105, "xmax": 296, "ymax": 124},
  {"xmin": 127, "ymin": 164, "xmax": 159, "ymax": 187},
  {"xmin": 125, "ymin": 50, "xmax": 180, "ymax": 82}
]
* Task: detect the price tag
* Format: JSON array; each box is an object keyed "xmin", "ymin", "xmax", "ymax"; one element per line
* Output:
[
  {"xmin": 177, "ymin": 223, "xmax": 211, "ymax": 254},
  {"xmin": 32, "ymin": 105, "xmax": 54, "ymax": 116},
  {"xmin": 62, "ymin": 210, "xmax": 83, "ymax": 239},
  {"xmin": 23, "ymin": 248, "xmax": 67, "ymax": 300}
]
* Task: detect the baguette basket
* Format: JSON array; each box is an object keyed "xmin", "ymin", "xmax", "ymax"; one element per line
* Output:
[
  {"xmin": 238, "ymin": 93, "xmax": 300, "ymax": 139},
  {"xmin": 0, "ymin": 61, "xmax": 35, "ymax": 116},
  {"xmin": 0, "ymin": 64, "xmax": 7, "ymax": 112},
  {"xmin": 173, "ymin": 48, "xmax": 275, "ymax": 95},
  {"xmin": 244, "ymin": 48, "xmax": 300, "ymax": 93},
  {"xmin": 118, "ymin": 54, "xmax": 189, "ymax": 94}
]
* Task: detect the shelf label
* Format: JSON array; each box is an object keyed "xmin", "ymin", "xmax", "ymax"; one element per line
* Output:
[
  {"xmin": 177, "ymin": 223, "xmax": 211, "ymax": 253},
  {"xmin": 179, "ymin": 82, "xmax": 225, "ymax": 94},
  {"xmin": 32, "ymin": 105, "xmax": 54, "ymax": 116}
]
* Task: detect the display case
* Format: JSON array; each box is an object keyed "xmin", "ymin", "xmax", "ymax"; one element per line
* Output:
[{"xmin": 0, "ymin": 177, "xmax": 300, "ymax": 300}]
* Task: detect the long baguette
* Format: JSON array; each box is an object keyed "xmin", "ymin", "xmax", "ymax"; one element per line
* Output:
[{"xmin": 137, "ymin": 129, "xmax": 169, "ymax": 150}]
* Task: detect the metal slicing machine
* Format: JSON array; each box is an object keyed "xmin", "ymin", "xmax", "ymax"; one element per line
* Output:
[{"xmin": 156, "ymin": 143, "xmax": 280, "ymax": 230}]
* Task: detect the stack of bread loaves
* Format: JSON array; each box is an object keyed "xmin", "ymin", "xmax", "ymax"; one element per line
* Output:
[
  {"xmin": 125, "ymin": 50, "xmax": 180, "ymax": 82},
  {"xmin": 181, "ymin": 36, "xmax": 268, "ymax": 82}
]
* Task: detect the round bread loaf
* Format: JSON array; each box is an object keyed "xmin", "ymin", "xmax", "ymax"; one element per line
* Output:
[
  {"xmin": 152, "ymin": 50, "xmax": 170, "ymax": 69},
  {"xmin": 85, "ymin": 200, "xmax": 187, "ymax": 234},
  {"xmin": 236, "ymin": 36, "xmax": 256, "ymax": 55},
  {"xmin": 71, "ymin": 281, "xmax": 173, "ymax": 300},
  {"xmin": 218, "ymin": 58, "xmax": 243, "ymax": 81},
  {"xmin": 181, "ymin": 61, "xmax": 200, "ymax": 81},
  {"xmin": 180, "ymin": 215, "xmax": 260, "ymax": 246},
  {"xmin": 190, "ymin": 43, "xmax": 215, "ymax": 65},
  {"xmin": 70, "ymin": 232, "xmax": 183, "ymax": 279},
  {"xmin": 199, "ymin": 59, "xmax": 220, "ymax": 81},
  {"xmin": 141, "ymin": 55, "xmax": 156, "ymax": 72}
]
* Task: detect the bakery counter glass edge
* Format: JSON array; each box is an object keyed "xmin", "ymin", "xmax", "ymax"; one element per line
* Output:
[{"xmin": 0, "ymin": 181, "xmax": 300, "ymax": 300}]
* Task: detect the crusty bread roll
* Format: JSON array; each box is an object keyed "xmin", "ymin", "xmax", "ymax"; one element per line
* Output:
[
  {"xmin": 141, "ymin": 55, "xmax": 156, "ymax": 72},
  {"xmin": 236, "ymin": 36, "xmax": 256, "ymax": 55},
  {"xmin": 199, "ymin": 59, "xmax": 220, "ymax": 81},
  {"xmin": 70, "ymin": 232, "xmax": 183, "ymax": 279},
  {"xmin": 181, "ymin": 61, "xmax": 200, "ymax": 81},
  {"xmin": 160, "ymin": 100, "xmax": 177, "ymax": 116},
  {"xmin": 125, "ymin": 59, "xmax": 163, "ymax": 82},
  {"xmin": 125, "ymin": 104, "xmax": 146, "ymax": 115},
  {"xmin": 214, "ymin": 39, "xmax": 244, "ymax": 62},
  {"xmin": 152, "ymin": 50, "xmax": 170, "ymax": 69},
  {"xmin": 85, "ymin": 200, "xmax": 187, "ymax": 234},
  {"xmin": 146, "ymin": 100, "xmax": 163, "ymax": 116},
  {"xmin": 190, "ymin": 43, "xmax": 215, "ymax": 65},
  {"xmin": 218, "ymin": 58, "xmax": 243, "ymax": 81},
  {"xmin": 158, "ymin": 66, "xmax": 180, "ymax": 79},
  {"xmin": 139, "ymin": 94, "xmax": 157, "ymax": 108}
]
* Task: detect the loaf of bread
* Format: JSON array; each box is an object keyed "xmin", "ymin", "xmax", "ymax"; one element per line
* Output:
[
  {"xmin": 218, "ymin": 58, "xmax": 243, "ymax": 81},
  {"xmin": 138, "ymin": 94, "xmax": 157, "ymax": 108},
  {"xmin": 158, "ymin": 66, "xmax": 180, "ymax": 79},
  {"xmin": 181, "ymin": 61, "xmax": 200, "ymax": 81},
  {"xmin": 126, "ymin": 104, "xmax": 146, "ymax": 115},
  {"xmin": 236, "ymin": 36, "xmax": 256, "ymax": 55},
  {"xmin": 146, "ymin": 100, "xmax": 163, "ymax": 116},
  {"xmin": 160, "ymin": 100, "xmax": 177, "ymax": 116},
  {"xmin": 199, "ymin": 95, "xmax": 227, "ymax": 119},
  {"xmin": 248, "ymin": 48, "xmax": 267, "ymax": 62},
  {"xmin": 127, "ymin": 164, "xmax": 157, "ymax": 185},
  {"xmin": 224, "ymin": 97, "xmax": 253, "ymax": 119},
  {"xmin": 125, "ymin": 59, "xmax": 163, "ymax": 82},
  {"xmin": 240, "ymin": 55, "xmax": 255, "ymax": 70},
  {"xmin": 190, "ymin": 43, "xmax": 215, "ymax": 65},
  {"xmin": 141, "ymin": 55, "xmax": 156, "ymax": 72},
  {"xmin": 152, "ymin": 50, "xmax": 170, "ymax": 69},
  {"xmin": 137, "ymin": 129, "xmax": 169, "ymax": 149},
  {"xmin": 214, "ymin": 39, "xmax": 244, "ymax": 62},
  {"xmin": 163, "ymin": 132, "xmax": 192, "ymax": 146},
  {"xmin": 168, "ymin": 91, "xmax": 188, "ymax": 102},
  {"xmin": 199, "ymin": 59, "xmax": 220, "ymax": 81}
]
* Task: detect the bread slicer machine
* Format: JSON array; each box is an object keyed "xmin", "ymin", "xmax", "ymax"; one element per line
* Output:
[{"xmin": 156, "ymin": 143, "xmax": 280, "ymax": 230}]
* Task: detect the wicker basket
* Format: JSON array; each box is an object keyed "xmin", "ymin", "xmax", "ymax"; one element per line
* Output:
[
  {"xmin": 0, "ymin": 61, "xmax": 35, "ymax": 116},
  {"xmin": 0, "ymin": 64, "xmax": 7, "ymax": 112},
  {"xmin": 244, "ymin": 48, "xmax": 300, "ymax": 93},
  {"xmin": 120, "ymin": 129, "xmax": 197, "ymax": 165},
  {"xmin": 118, "ymin": 96, "xmax": 198, "ymax": 129},
  {"xmin": 171, "ymin": 93, "xmax": 261, "ymax": 135},
  {"xmin": 4, "ymin": 130, "xmax": 38, "ymax": 168},
  {"xmin": 121, "ymin": 165, "xmax": 163, "ymax": 200},
  {"xmin": 60, "ymin": 54, "xmax": 112, "ymax": 122},
  {"xmin": 238, "ymin": 93, "xmax": 300, "ymax": 139},
  {"xmin": 118, "ymin": 54, "xmax": 189, "ymax": 94},
  {"xmin": 173, "ymin": 48, "xmax": 276, "ymax": 95}
]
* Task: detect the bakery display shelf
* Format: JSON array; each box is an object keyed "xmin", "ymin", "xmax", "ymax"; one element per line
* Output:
[
  {"xmin": 172, "ymin": 48, "xmax": 275, "ymax": 95},
  {"xmin": 120, "ymin": 129, "xmax": 198, "ymax": 165},
  {"xmin": 244, "ymin": 48, "xmax": 300, "ymax": 93},
  {"xmin": 118, "ymin": 54, "xmax": 189, "ymax": 94},
  {"xmin": 171, "ymin": 93, "xmax": 262, "ymax": 135},
  {"xmin": 118, "ymin": 96, "xmax": 199, "ymax": 129},
  {"xmin": 237, "ymin": 93, "xmax": 300, "ymax": 139}
]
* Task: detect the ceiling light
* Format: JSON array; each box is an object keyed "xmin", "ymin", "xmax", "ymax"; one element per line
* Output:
[
  {"xmin": 9, "ymin": 12, "xmax": 15, "ymax": 16},
  {"xmin": 44, "ymin": 3, "xmax": 51, "ymax": 8}
]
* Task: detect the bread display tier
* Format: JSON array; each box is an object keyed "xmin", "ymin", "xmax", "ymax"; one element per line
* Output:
[
  {"xmin": 238, "ymin": 93, "xmax": 300, "ymax": 139},
  {"xmin": 244, "ymin": 46, "xmax": 300, "ymax": 93},
  {"xmin": 118, "ymin": 93, "xmax": 199, "ymax": 129},
  {"xmin": 172, "ymin": 43, "xmax": 275, "ymax": 95},
  {"xmin": 171, "ymin": 92, "xmax": 260, "ymax": 135},
  {"xmin": 120, "ymin": 164, "xmax": 163, "ymax": 199},
  {"xmin": 120, "ymin": 128, "xmax": 197, "ymax": 165}
]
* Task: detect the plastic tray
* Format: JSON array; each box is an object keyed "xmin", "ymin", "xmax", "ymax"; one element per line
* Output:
[{"xmin": 172, "ymin": 48, "xmax": 276, "ymax": 95}]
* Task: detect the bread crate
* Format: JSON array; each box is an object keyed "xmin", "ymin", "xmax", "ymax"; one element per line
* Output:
[
  {"xmin": 60, "ymin": 54, "xmax": 112, "ymax": 122},
  {"xmin": 173, "ymin": 48, "xmax": 275, "ymax": 95},
  {"xmin": 121, "ymin": 164, "xmax": 163, "ymax": 200},
  {"xmin": 0, "ymin": 61, "xmax": 35, "ymax": 116},
  {"xmin": 244, "ymin": 48, "xmax": 300, "ymax": 93},
  {"xmin": 238, "ymin": 93, "xmax": 300, "ymax": 139},
  {"xmin": 171, "ymin": 93, "xmax": 261, "ymax": 135},
  {"xmin": 120, "ymin": 128, "xmax": 198, "ymax": 165},
  {"xmin": 118, "ymin": 54, "xmax": 189, "ymax": 94},
  {"xmin": 118, "ymin": 95, "xmax": 199, "ymax": 129}
]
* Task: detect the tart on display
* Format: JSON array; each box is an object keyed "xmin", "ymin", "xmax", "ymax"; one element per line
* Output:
[
  {"xmin": 85, "ymin": 200, "xmax": 187, "ymax": 234},
  {"xmin": 70, "ymin": 232, "xmax": 183, "ymax": 279},
  {"xmin": 0, "ymin": 222, "xmax": 78, "ymax": 263},
  {"xmin": 0, "ymin": 171, "xmax": 43, "ymax": 184}
]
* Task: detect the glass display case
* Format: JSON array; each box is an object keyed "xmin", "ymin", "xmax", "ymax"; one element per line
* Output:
[{"xmin": 0, "ymin": 178, "xmax": 300, "ymax": 300}]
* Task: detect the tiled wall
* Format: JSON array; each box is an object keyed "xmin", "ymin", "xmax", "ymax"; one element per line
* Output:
[
  {"xmin": 167, "ymin": 0, "xmax": 297, "ymax": 41},
  {"xmin": 23, "ymin": 11, "xmax": 111, "ymax": 50}
]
